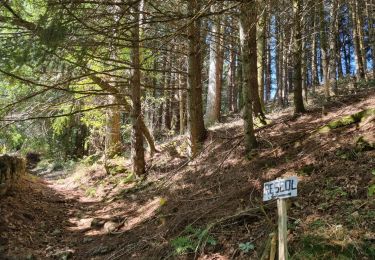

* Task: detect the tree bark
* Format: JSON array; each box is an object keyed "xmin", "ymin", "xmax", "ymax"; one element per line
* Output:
[
  {"xmin": 90, "ymin": 75, "xmax": 157, "ymax": 157},
  {"xmin": 276, "ymin": 11, "xmax": 284, "ymax": 106},
  {"xmin": 187, "ymin": 0, "xmax": 206, "ymax": 157},
  {"xmin": 105, "ymin": 95, "xmax": 122, "ymax": 157},
  {"xmin": 130, "ymin": 2, "xmax": 145, "ymax": 176},
  {"xmin": 367, "ymin": 0, "xmax": 375, "ymax": 78},
  {"xmin": 365, "ymin": 0, "xmax": 374, "ymax": 78},
  {"xmin": 257, "ymin": 1, "xmax": 267, "ymax": 107},
  {"xmin": 319, "ymin": 0, "xmax": 330, "ymax": 98},
  {"xmin": 164, "ymin": 51, "xmax": 172, "ymax": 130},
  {"xmin": 179, "ymin": 71, "xmax": 187, "ymax": 134},
  {"xmin": 293, "ymin": 0, "xmax": 306, "ymax": 113},
  {"xmin": 350, "ymin": 0, "xmax": 366, "ymax": 80},
  {"xmin": 310, "ymin": 0, "xmax": 319, "ymax": 91},
  {"xmin": 239, "ymin": 0, "xmax": 258, "ymax": 153},
  {"xmin": 206, "ymin": 4, "xmax": 223, "ymax": 125}
]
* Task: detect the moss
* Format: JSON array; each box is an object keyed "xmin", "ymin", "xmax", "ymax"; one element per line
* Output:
[
  {"xmin": 319, "ymin": 108, "xmax": 375, "ymax": 133},
  {"xmin": 356, "ymin": 136, "xmax": 375, "ymax": 151}
]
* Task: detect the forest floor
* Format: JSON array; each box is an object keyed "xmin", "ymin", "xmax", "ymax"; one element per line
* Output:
[{"xmin": 1, "ymin": 85, "xmax": 375, "ymax": 260}]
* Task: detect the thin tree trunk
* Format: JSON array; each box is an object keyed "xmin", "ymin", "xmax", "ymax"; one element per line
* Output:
[
  {"xmin": 257, "ymin": 2, "xmax": 267, "ymax": 107},
  {"xmin": 276, "ymin": 13, "xmax": 284, "ymax": 106},
  {"xmin": 357, "ymin": 1, "xmax": 367, "ymax": 75},
  {"xmin": 368, "ymin": 0, "xmax": 375, "ymax": 77},
  {"xmin": 350, "ymin": 0, "xmax": 366, "ymax": 80},
  {"xmin": 311, "ymin": 0, "xmax": 319, "ymax": 91},
  {"xmin": 343, "ymin": 38, "xmax": 351, "ymax": 75},
  {"xmin": 215, "ymin": 21, "xmax": 224, "ymax": 121},
  {"xmin": 293, "ymin": 0, "xmax": 306, "ymax": 113},
  {"xmin": 336, "ymin": 34, "xmax": 344, "ymax": 79},
  {"xmin": 164, "ymin": 51, "xmax": 172, "ymax": 130},
  {"xmin": 227, "ymin": 36, "xmax": 235, "ymax": 112},
  {"xmin": 206, "ymin": 4, "xmax": 223, "ymax": 125},
  {"xmin": 187, "ymin": 0, "xmax": 206, "ymax": 157},
  {"xmin": 320, "ymin": 0, "xmax": 330, "ymax": 98},
  {"xmin": 237, "ymin": 53, "xmax": 244, "ymax": 110},
  {"xmin": 266, "ymin": 31, "xmax": 272, "ymax": 102},
  {"xmin": 179, "ymin": 71, "xmax": 187, "ymax": 134}
]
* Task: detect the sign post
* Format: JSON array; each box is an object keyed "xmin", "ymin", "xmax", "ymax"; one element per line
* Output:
[{"xmin": 263, "ymin": 176, "xmax": 298, "ymax": 260}]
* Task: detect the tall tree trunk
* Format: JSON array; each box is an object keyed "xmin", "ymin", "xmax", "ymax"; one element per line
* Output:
[
  {"xmin": 215, "ymin": 22, "xmax": 224, "ymax": 121},
  {"xmin": 227, "ymin": 35, "xmax": 236, "ymax": 112},
  {"xmin": 336, "ymin": 33, "xmax": 344, "ymax": 79},
  {"xmin": 130, "ymin": 2, "xmax": 145, "ymax": 176},
  {"xmin": 179, "ymin": 71, "xmax": 187, "ymax": 134},
  {"xmin": 171, "ymin": 72, "xmax": 180, "ymax": 133},
  {"xmin": 357, "ymin": 1, "xmax": 367, "ymax": 75},
  {"xmin": 320, "ymin": 0, "xmax": 330, "ymax": 98},
  {"xmin": 330, "ymin": 1, "xmax": 340, "ymax": 94},
  {"xmin": 164, "ymin": 51, "xmax": 172, "ymax": 130},
  {"xmin": 276, "ymin": 12, "xmax": 284, "ymax": 106},
  {"xmin": 293, "ymin": 0, "xmax": 306, "ymax": 113},
  {"xmin": 365, "ymin": 0, "xmax": 375, "ymax": 78},
  {"xmin": 350, "ymin": 0, "xmax": 366, "ymax": 80},
  {"xmin": 187, "ymin": 0, "xmax": 206, "ymax": 157},
  {"xmin": 266, "ymin": 31, "xmax": 272, "ymax": 102},
  {"xmin": 237, "ymin": 50, "xmax": 244, "ymax": 110},
  {"xmin": 310, "ymin": 0, "xmax": 319, "ymax": 91},
  {"xmin": 239, "ymin": 0, "xmax": 257, "ymax": 153},
  {"xmin": 257, "ymin": 2, "xmax": 267, "ymax": 107},
  {"xmin": 206, "ymin": 4, "xmax": 223, "ymax": 125},
  {"xmin": 367, "ymin": 0, "xmax": 375, "ymax": 77},
  {"xmin": 343, "ymin": 38, "xmax": 351, "ymax": 75},
  {"xmin": 105, "ymin": 95, "xmax": 122, "ymax": 157}
]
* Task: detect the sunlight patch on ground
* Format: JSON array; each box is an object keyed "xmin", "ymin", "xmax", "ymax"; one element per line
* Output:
[{"xmin": 121, "ymin": 197, "xmax": 162, "ymax": 231}]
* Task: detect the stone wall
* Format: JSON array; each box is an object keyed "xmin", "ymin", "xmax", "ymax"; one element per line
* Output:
[{"xmin": 0, "ymin": 155, "xmax": 26, "ymax": 196}]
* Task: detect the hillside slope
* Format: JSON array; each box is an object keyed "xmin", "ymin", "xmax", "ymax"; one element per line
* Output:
[{"xmin": 1, "ymin": 88, "xmax": 374, "ymax": 260}]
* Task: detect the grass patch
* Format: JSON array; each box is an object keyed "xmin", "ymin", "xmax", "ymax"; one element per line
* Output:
[{"xmin": 170, "ymin": 225, "xmax": 217, "ymax": 255}]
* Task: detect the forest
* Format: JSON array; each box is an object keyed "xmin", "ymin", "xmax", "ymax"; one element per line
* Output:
[{"xmin": 0, "ymin": 0, "xmax": 374, "ymax": 259}]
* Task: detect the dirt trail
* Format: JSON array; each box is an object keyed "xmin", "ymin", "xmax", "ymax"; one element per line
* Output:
[
  {"xmin": 0, "ymin": 171, "xmax": 113, "ymax": 259},
  {"xmin": 1, "ymin": 89, "xmax": 375, "ymax": 259}
]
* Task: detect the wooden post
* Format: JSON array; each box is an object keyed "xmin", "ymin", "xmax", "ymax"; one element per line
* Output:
[{"xmin": 277, "ymin": 198, "xmax": 288, "ymax": 260}]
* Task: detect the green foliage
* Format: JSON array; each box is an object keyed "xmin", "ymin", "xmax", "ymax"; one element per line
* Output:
[
  {"xmin": 171, "ymin": 236, "xmax": 195, "ymax": 255},
  {"xmin": 0, "ymin": 125, "xmax": 25, "ymax": 152},
  {"xmin": 119, "ymin": 173, "xmax": 135, "ymax": 185},
  {"xmin": 52, "ymin": 116, "xmax": 71, "ymax": 137},
  {"xmin": 309, "ymin": 219, "xmax": 326, "ymax": 229},
  {"xmin": 368, "ymin": 185, "xmax": 375, "ymax": 197},
  {"xmin": 324, "ymin": 187, "xmax": 348, "ymax": 198},
  {"xmin": 335, "ymin": 148, "xmax": 358, "ymax": 161},
  {"xmin": 85, "ymin": 187, "xmax": 97, "ymax": 197},
  {"xmin": 171, "ymin": 225, "xmax": 217, "ymax": 255},
  {"xmin": 81, "ymin": 154, "xmax": 101, "ymax": 166},
  {"xmin": 238, "ymin": 242, "xmax": 255, "ymax": 253},
  {"xmin": 39, "ymin": 19, "xmax": 69, "ymax": 49},
  {"xmin": 81, "ymin": 108, "xmax": 106, "ymax": 130},
  {"xmin": 291, "ymin": 234, "xmax": 374, "ymax": 260}
]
